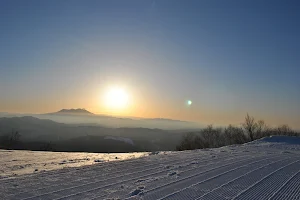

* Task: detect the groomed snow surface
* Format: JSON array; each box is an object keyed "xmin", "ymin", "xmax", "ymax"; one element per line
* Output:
[
  {"xmin": 1, "ymin": 136, "xmax": 300, "ymax": 200},
  {"xmin": 0, "ymin": 150, "xmax": 148, "ymax": 178}
]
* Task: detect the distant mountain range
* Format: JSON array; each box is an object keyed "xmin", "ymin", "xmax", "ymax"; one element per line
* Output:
[
  {"xmin": 51, "ymin": 109, "xmax": 187, "ymax": 122},
  {"xmin": 0, "ymin": 108, "xmax": 203, "ymax": 130},
  {"xmin": 51, "ymin": 109, "xmax": 94, "ymax": 115},
  {"xmin": 0, "ymin": 116, "xmax": 187, "ymax": 152}
]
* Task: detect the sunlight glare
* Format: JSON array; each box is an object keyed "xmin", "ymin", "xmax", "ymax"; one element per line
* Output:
[{"xmin": 105, "ymin": 87, "xmax": 129, "ymax": 109}]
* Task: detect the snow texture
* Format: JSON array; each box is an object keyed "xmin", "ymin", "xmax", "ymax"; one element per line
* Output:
[
  {"xmin": 0, "ymin": 150, "xmax": 146, "ymax": 178},
  {"xmin": 104, "ymin": 136, "xmax": 135, "ymax": 145},
  {"xmin": 0, "ymin": 136, "xmax": 300, "ymax": 200}
]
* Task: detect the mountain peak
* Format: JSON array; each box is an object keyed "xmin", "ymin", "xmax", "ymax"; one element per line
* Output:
[{"xmin": 56, "ymin": 108, "xmax": 94, "ymax": 115}]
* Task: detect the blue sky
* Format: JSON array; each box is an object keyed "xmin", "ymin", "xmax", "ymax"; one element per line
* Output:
[{"xmin": 0, "ymin": 0, "xmax": 299, "ymax": 127}]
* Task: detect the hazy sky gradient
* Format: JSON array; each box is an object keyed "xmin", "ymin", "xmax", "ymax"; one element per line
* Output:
[{"xmin": 1, "ymin": 0, "xmax": 300, "ymax": 127}]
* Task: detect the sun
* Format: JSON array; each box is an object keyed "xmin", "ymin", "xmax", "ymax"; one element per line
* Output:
[{"xmin": 105, "ymin": 87, "xmax": 129, "ymax": 109}]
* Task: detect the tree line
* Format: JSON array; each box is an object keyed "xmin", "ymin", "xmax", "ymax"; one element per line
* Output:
[
  {"xmin": 0, "ymin": 130, "xmax": 55, "ymax": 151},
  {"xmin": 176, "ymin": 114, "xmax": 299, "ymax": 151}
]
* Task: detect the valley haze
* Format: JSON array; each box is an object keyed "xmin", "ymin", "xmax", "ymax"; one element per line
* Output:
[
  {"xmin": 0, "ymin": 109, "xmax": 203, "ymax": 153},
  {"xmin": 0, "ymin": 108, "xmax": 203, "ymax": 130}
]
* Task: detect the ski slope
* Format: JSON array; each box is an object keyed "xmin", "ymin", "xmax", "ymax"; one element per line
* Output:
[
  {"xmin": 0, "ymin": 150, "xmax": 147, "ymax": 178},
  {"xmin": 1, "ymin": 136, "xmax": 300, "ymax": 200}
]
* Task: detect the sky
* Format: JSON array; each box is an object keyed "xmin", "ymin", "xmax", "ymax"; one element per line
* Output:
[{"xmin": 0, "ymin": 0, "xmax": 300, "ymax": 128}]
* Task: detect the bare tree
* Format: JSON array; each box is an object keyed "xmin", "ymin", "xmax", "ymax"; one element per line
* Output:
[
  {"xmin": 176, "ymin": 133, "xmax": 198, "ymax": 150},
  {"xmin": 176, "ymin": 114, "xmax": 300, "ymax": 151},
  {"xmin": 200, "ymin": 125, "xmax": 224, "ymax": 148},
  {"xmin": 41, "ymin": 142, "xmax": 55, "ymax": 151},
  {"xmin": 176, "ymin": 131, "xmax": 209, "ymax": 151},
  {"xmin": 242, "ymin": 114, "xmax": 257, "ymax": 141},
  {"xmin": 277, "ymin": 125, "xmax": 295, "ymax": 136},
  {"xmin": 10, "ymin": 131, "xmax": 21, "ymax": 144},
  {"xmin": 201, "ymin": 125, "xmax": 214, "ymax": 148},
  {"xmin": 0, "ymin": 130, "xmax": 21, "ymax": 149},
  {"xmin": 255, "ymin": 120, "xmax": 268, "ymax": 139},
  {"xmin": 225, "ymin": 125, "xmax": 247, "ymax": 145},
  {"xmin": 224, "ymin": 125, "xmax": 234, "ymax": 145}
]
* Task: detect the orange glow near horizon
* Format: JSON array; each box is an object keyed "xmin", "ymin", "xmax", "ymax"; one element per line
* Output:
[
  {"xmin": 1, "ymin": 104, "xmax": 300, "ymax": 129},
  {"xmin": 1, "ymin": 89, "xmax": 300, "ymax": 129}
]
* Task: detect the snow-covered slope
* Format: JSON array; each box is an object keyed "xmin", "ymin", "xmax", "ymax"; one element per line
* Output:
[
  {"xmin": 0, "ymin": 150, "xmax": 147, "ymax": 178},
  {"xmin": 1, "ymin": 136, "xmax": 300, "ymax": 200}
]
